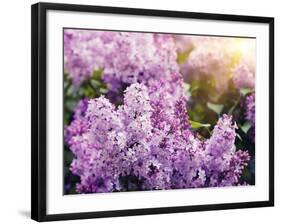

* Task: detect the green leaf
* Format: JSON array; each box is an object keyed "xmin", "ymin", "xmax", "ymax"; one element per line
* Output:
[
  {"xmin": 183, "ymin": 83, "xmax": 191, "ymax": 97},
  {"xmin": 188, "ymin": 103, "xmax": 205, "ymax": 122},
  {"xmin": 177, "ymin": 47, "xmax": 194, "ymax": 65},
  {"xmin": 228, "ymin": 100, "xmax": 239, "ymax": 115},
  {"xmin": 65, "ymin": 99, "xmax": 77, "ymax": 112},
  {"xmin": 92, "ymin": 69, "xmax": 103, "ymax": 81},
  {"xmin": 177, "ymin": 52, "xmax": 189, "ymax": 65},
  {"xmin": 207, "ymin": 102, "xmax": 224, "ymax": 115},
  {"xmin": 236, "ymin": 133, "xmax": 243, "ymax": 141},
  {"xmin": 99, "ymin": 88, "xmax": 108, "ymax": 94},
  {"xmin": 64, "ymin": 149, "xmax": 74, "ymax": 166},
  {"xmin": 240, "ymin": 121, "xmax": 252, "ymax": 134},
  {"xmin": 240, "ymin": 88, "xmax": 253, "ymax": 96},
  {"xmin": 190, "ymin": 120, "xmax": 211, "ymax": 129},
  {"xmin": 189, "ymin": 81, "xmax": 200, "ymax": 96}
]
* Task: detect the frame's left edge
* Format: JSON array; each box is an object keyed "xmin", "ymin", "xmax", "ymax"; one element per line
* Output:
[
  {"xmin": 31, "ymin": 3, "xmax": 48, "ymax": 222},
  {"xmin": 31, "ymin": 3, "xmax": 39, "ymax": 221}
]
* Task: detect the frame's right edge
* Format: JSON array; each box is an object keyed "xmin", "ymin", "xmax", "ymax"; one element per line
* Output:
[{"xmin": 268, "ymin": 17, "xmax": 274, "ymax": 206}]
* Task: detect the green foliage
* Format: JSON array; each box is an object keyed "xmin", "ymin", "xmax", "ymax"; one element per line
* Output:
[
  {"xmin": 183, "ymin": 83, "xmax": 191, "ymax": 98},
  {"xmin": 240, "ymin": 88, "xmax": 254, "ymax": 96},
  {"xmin": 189, "ymin": 120, "xmax": 211, "ymax": 134},
  {"xmin": 63, "ymin": 69, "xmax": 107, "ymax": 125},
  {"xmin": 207, "ymin": 102, "xmax": 224, "ymax": 115},
  {"xmin": 240, "ymin": 121, "xmax": 252, "ymax": 134},
  {"xmin": 177, "ymin": 47, "xmax": 194, "ymax": 65}
]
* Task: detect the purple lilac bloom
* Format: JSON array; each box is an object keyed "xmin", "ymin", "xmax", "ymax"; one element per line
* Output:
[
  {"xmin": 174, "ymin": 35, "xmax": 194, "ymax": 53},
  {"xmin": 244, "ymin": 93, "xmax": 255, "ymax": 142},
  {"xmin": 73, "ymin": 98, "xmax": 89, "ymax": 120},
  {"xmin": 232, "ymin": 39, "xmax": 256, "ymax": 89},
  {"xmin": 103, "ymin": 33, "xmax": 179, "ymax": 90},
  {"xmin": 64, "ymin": 31, "xmax": 252, "ymax": 192},
  {"xmin": 148, "ymin": 72, "xmax": 189, "ymax": 131},
  {"xmin": 245, "ymin": 94, "xmax": 255, "ymax": 126},
  {"xmin": 70, "ymin": 96, "xmax": 125, "ymax": 193},
  {"xmin": 175, "ymin": 36, "xmax": 256, "ymax": 93},
  {"xmin": 66, "ymin": 83, "xmax": 250, "ymax": 193},
  {"xmin": 205, "ymin": 114, "xmax": 237, "ymax": 157},
  {"xmin": 64, "ymin": 98, "xmax": 89, "ymax": 145},
  {"xmin": 64, "ymin": 30, "xmax": 179, "ymax": 95},
  {"xmin": 232, "ymin": 58, "xmax": 255, "ymax": 89},
  {"xmin": 204, "ymin": 114, "xmax": 250, "ymax": 186},
  {"xmin": 64, "ymin": 30, "xmax": 117, "ymax": 86},
  {"xmin": 178, "ymin": 37, "xmax": 237, "ymax": 92}
]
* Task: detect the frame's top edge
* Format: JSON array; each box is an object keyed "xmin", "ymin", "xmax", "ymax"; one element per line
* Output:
[{"xmin": 33, "ymin": 2, "xmax": 274, "ymax": 24}]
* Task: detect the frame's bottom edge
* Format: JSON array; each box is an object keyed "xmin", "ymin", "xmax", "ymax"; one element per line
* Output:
[{"xmin": 36, "ymin": 200, "xmax": 274, "ymax": 222}]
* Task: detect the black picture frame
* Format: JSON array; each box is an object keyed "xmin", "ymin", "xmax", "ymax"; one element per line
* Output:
[{"xmin": 31, "ymin": 2, "xmax": 274, "ymax": 222}]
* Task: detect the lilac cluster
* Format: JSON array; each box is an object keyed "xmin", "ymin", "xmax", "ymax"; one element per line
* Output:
[
  {"xmin": 64, "ymin": 98, "xmax": 88, "ymax": 144},
  {"xmin": 232, "ymin": 58, "xmax": 255, "ymax": 89},
  {"xmin": 64, "ymin": 30, "xmax": 179, "ymax": 94},
  {"xmin": 176, "ymin": 36, "xmax": 256, "ymax": 93},
  {"xmin": 64, "ymin": 30, "xmax": 118, "ymax": 85},
  {"xmin": 204, "ymin": 115, "xmax": 250, "ymax": 186},
  {"xmin": 65, "ymin": 83, "xmax": 250, "ymax": 193},
  {"xmin": 245, "ymin": 94, "xmax": 255, "ymax": 126},
  {"xmin": 244, "ymin": 93, "xmax": 255, "ymax": 142},
  {"xmin": 177, "ymin": 37, "xmax": 237, "ymax": 92},
  {"xmin": 64, "ymin": 30, "xmax": 252, "ymax": 193}
]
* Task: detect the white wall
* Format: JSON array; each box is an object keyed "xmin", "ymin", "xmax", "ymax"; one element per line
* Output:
[{"xmin": 0, "ymin": 0, "xmax": 279, "ymax": 223}]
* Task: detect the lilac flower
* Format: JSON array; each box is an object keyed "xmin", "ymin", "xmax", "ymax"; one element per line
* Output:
[
  {"xmin": 178, "ymin": 37, "xmax": 237, "ymax": 92},
  {"xmin": 245, "ymin": 94, "xmax": 255, "ymax": 126},
  {"xmin": 148, "ymin": 72, "xmax": 189, "ymax": 131},
  {"xmin": 64, "ymin": 31, "xmax": 253, "ymax": 193},
  {"xmin": 64, "ymin": 98, "xmax": 89, "ymax": 145},
  {"xmin": 232, "ymin": 58, "xmax": 255, "ymax": 89},
  {"xmin": 73, "ymin": 98, "xmax": 89, "ymax": 120},
  {"xmin": 70, "ymin": 96, "xmax": 126, "ymax": 193},
  {"xmin": 232, "ymin": 39, "xmax": 256, "ymax": 89},
  {"xmin": 175, "ymin": 36, "xmax": 256, "ymax": 93},
  {"xmin": 64, "ymin": 30, "xmax": 117, "ymax": 86},
  {"xmin": 64, "ymin": 30, "xmax": 179, "ymax": 95},
  {"xmin": 203, "ymin": 115, "xmax": 250, "ymax": 187},
  {"xmin": 65, "ymin": 83, "xmax": 250, "ymax": 193},
  {"xmin": 205, "ymin": 114, "xmax": 237, "ymax": 157},
  {"xmin": 244, "ymin": 93, "xmax": 255, "ymax": 142}
]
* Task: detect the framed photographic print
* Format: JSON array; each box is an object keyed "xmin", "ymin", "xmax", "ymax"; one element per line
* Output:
[{"xmin": 31, "ymin": 2, "xmax": 274, "ymax": 222}]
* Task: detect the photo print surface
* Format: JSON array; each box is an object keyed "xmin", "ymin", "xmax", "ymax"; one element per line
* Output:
[{"xmin": 63, "ymin": 29, "xmax": 256, "ymax": 195}]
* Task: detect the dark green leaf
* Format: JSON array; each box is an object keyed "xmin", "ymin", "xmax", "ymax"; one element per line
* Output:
[
  {"xmin": 240, "ymin": 121, "xmax": 252, "ymax": 134},
  {"xmin": 236, "ymin": 133, "xmax": 243, "ymax": 141}
]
